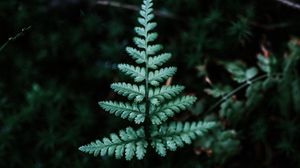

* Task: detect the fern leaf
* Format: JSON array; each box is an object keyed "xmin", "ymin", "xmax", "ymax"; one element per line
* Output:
[
  {"xmin": 135, "ymin": 27, "xmax": 147, "ymax": 37},
  {"xmin": 134, "ymin": 37, "xmax": 147, "ymax": 49},
  {"xmin": 145, "ymin": 22, "xmax": 157, "ymax": 32},
  {"xmin": 118, "ymin": 64, "xmax": 145, "ymax": 82},
  {"xmin": 149, "ymin": 85, "xmax": 184, "ymax": 104},
  {"xmin": 150, "ymin": 96, "xmax": 197, "ymax": 125},
  {"xmin": 147, "ymin": 44, "xmax": 163, "ymax": 55},
  {"xmin": 151, "ymin": 121, "xmax": 216, "ymax": 156},
  {"xmin": 138, "ymin": 17, "xmax": 147, "ymax": 26},
  {"xmin": 126, "ymin": 47, "xmax": 146, "ymax": 64},
  {"xmin": 111, "ymin": 83, "xmax": 145, "ymax": 102},
  {"xmin": 148, "ymin": 53, "xmax": 172, "ymax": 69},
  {"xmin": 79, "ymin": 127, "xmax": 148, "ymax": 160},
  {"xmin": 151, "ymin": 139, "xmax": 167, "ymax": 156},
  {"xmin": 148, "ymin": 67, "xmax": 177, "ymax": 86},
  {"xmin": 99, "ymin": 101, "xmax": 145, "ymax": 124},
  {"xmin": 147, "ymin": 32, "xmax": 158, "ymax": 42}
]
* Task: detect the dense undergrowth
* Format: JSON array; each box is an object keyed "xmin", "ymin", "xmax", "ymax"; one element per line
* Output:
[{"xmin": 0, "ymin": 0, "xmax": 300, "ymax": 167}]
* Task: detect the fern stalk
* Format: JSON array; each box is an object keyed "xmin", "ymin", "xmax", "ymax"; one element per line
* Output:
[{"xmin": 143, "ymin": 1, "xmax": 151, "ymax": 142}]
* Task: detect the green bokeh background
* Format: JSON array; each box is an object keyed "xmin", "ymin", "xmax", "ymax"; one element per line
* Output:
[{"xmin": 1, "ymin": 0, "xmax": 300, "ymax": 167}]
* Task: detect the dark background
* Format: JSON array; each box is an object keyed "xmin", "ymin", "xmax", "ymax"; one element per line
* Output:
[{"xmin": 0, "ymin": 0, "xmax": 300, "ymax": 167}]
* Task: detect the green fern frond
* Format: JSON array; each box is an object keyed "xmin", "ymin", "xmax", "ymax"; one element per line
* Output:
[
  {"xmin": 118, "ymin": 64, "xmax": 145, "ymax": 82},
  {"xmin": 79, "ymin": 127, "xmax": 148, "ymax": 160},
  {"xmin": 80, "ymin": 0, "xmax": 214, "ymax": 161},
  {"xmin": 149, "ymin": 67, "xmax": 177, "ymax": 86},
  {"xmin": 99, "ymin": 101, "xmax": 145, "ymax": 124},
  {"xmin": 150, "ymin": 96, "xmax": 197, "ymax": 125},
  {"xmin": 149, "ymin": 85, "xmax": 185, "ymax": 103},
  {"xmin": 151, "ymin": 121, "xmax": 217, "ymax": 156},
  {"xmin": 111, "ymin": 83, "xmax": 145, "ymax": 102},
  {"xmin": 148, "ymin": 53, "xmax": 172, "ymax": 69}
]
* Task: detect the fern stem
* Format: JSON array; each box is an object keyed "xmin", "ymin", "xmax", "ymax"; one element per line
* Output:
[
  {"xmin": 143, "ymin": 1, "xmax": 151, "ymax": 143},
  {"xmin": 144, "ymin": 52, "xmax": 151, "ymax": 142}
]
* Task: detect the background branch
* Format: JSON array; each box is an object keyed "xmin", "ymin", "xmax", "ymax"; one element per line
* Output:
[
  {"xmin": 276, "ymin": 0, "xmax": 300, "ymax": 10},
  {"xmin": 0, "ymin": 26, "xmax": 31, "ymax": 53},
  {"xmin": 95, "ymin": 0, "xmax": 177, "ymax": 19}
]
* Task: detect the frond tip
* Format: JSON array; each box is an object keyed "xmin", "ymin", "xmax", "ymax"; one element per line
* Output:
[{"xmin": 79, "ymin": 127, "xmax": 148, "ymax": 160}]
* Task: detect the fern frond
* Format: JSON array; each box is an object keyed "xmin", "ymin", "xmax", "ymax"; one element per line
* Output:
[
  {"xmin": 149, "ymin": 85, "xmax": 184, "ymax": 104},
  {"xmin": 79, "ymin": 127, "xmax": 148, "ymax": 160},
  {"xmin": 118, "ymin": 64, "xmax": 145, "ymax": 82},
  {"xmin": 126, "ymin": 47, "xmax": 146, "ymax": 64},
  {"xmin": 80, "ymin": 0, "xmax": 205, "ymax": 161},
  {"xmin": 111, "ymin": 82, "xmax": 145, "ymax": 102},
  {"xmin": 99, "ymin": 101, "xmax": 145, "ymax": 124},
  {"xmin": 148, "ymin": 53, "xmax": 172, "ymax": 69},
  {"xmin": 148, "ymin": 67, "xmax": 177, "ymax": 86},
  {"xmin": 150, "ymin": 96, "xmax": 197, "ymax": 125},
  {"xmin": 151, "ymin": 121, "xmax": 216, "ymax": 156}
]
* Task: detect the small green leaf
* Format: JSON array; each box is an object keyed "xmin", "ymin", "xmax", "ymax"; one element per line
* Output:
[
  {"xmin": 126, "ymin": 47, "xmax": 146, "ymax": 64},
  {"xmin": 99, "ymin": 101, "xmax": 145, "ymax": 124},
  {"xmin": 136, "ymin": 141, "xmax": 148, "ymax": 160},
  {"xmin": 135, "ymin": 27, "xmax": 146, "ymax": 37},
  {"xmin": 148, "ymin": 53, "xmax": 172, "ymax": 69},
  {"xmin": 118, "ymin": 64, "xmax": 145, "ymax": 82},
  {"xmin": 146, "ymin": 22, "xmax": 157, "ymax": 31},
  {"xmin": 148, "ymin": 67, "xmax": 177, "ymax": 86},
  {"xmin": 147, "ymin": 44, "xmax": 163, "ymax": 55},
  {"xmin": 245, "ymin": 67, "xmax": 258, "ymax": 80},
  {"xmin": 134, "ymin": 37, "xmax": 146, "ymax": 49},
  {"xmin": 147, "ymin": 32, "xmax": 158, "ymax": 42},
  {"xmin": 125, "ymin": 143, "xmax": 135, "ymax": 160},
  {"xmin": 111, "ymin": 82, "xmax": 145, "ymax": 101},
  {"xmin": 150, "ymin": 96, "xmax": 197, "ymax": 125},
  {"xmin": 152, "ymin": 140, "xmax": 166, "ymax": 156}
]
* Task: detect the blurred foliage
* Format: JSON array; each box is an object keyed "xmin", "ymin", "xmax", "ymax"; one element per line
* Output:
[
  {"xmin": 204, "ymin": 39, "xmax": 300, "ymax": 168},
  {"xmin": 0, "ymin": 0, "xmax": 300, "ymax": 167}
]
